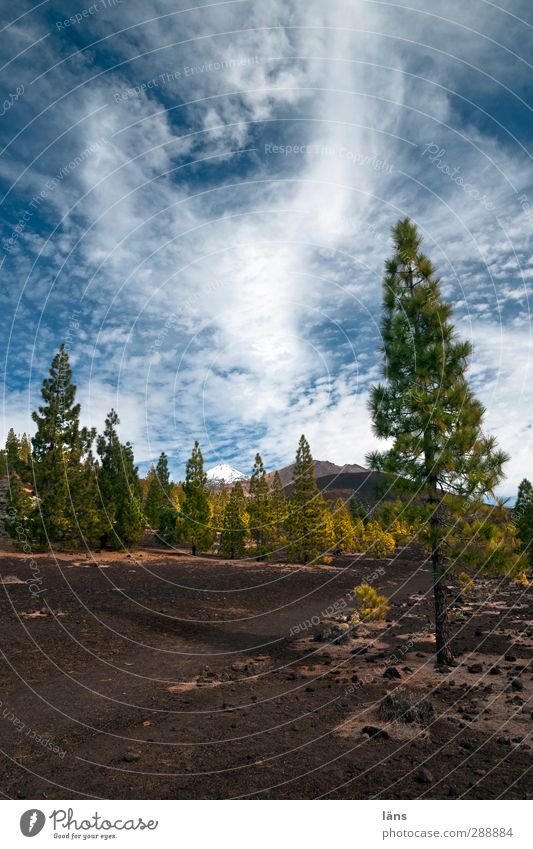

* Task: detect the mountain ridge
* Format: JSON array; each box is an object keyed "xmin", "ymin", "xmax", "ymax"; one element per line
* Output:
[{"xmin": 266, "ymin": 459, "xmax": 367, "ymax": 488}]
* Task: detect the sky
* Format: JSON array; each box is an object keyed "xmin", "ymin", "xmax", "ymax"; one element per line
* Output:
[{"xmin": 0, "ymin": 0, "xmax": 532, "ymax": 493}]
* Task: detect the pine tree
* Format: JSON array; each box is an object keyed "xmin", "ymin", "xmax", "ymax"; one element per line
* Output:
[
  {"xmin": 248, "ymin": 453, "xmax": 272, "ymax": 556},
  {"xmin": 332, "ymin": 498, "xmax": 356, "ymax": 554},
  {"xmin": 514, "ymin": 478, "xmax": 533, "ymax": 563},
  {"xmin": 27, "ymin": 344, "xmax": 97, "ymax": 545},
  {"xmin": 181, "ymin": 441, "xmax": 213, "ymax": 555},
  {"xmin": 367, "ymin": 218, "xmax": 508, "ymax": 665},
  {"xmin": 19, "ymin": 433, "xmax": 32, "ymax": 467},
  {"xmin": 4, "ymin": 429, "xmax": 31, "ymax": 481},
  {"xmin": 211, "ymin": 488, "xmax": 229, "ymax": 534},
  {"xmin": 5, "ymin": 428, "xmax": 22, "ymax": 475},
  {"xmin": 71, "ymin": 445, "xmax": 105, "ymax": 548},
  {"xmin": 144, "ymin": 466, "xmax": 159, "ymax": 526},
  {"xmin": 144, "ymin": 452, "xmax": 171, "ymax": 529},
  {"xmin": 270, "ymin": 471, "xmax": 288, "ymax": 547},
  {"xmin": 348, "ymin": 494, "xmax": 366, "ymax": 523},
  {"xmin": 96, "ymin": 410, "xmax": 143, "ymax": 548},
  {"xmin": 285, "ymin": 435, "xmax": 334, "ymax": 563},
  {"xmin": 4, "ymin": 473, "xmax": 34, "ymax": 542},
  {"xmin": 219, "ymin": 481, "xmax": 248, "ymax": 559}
]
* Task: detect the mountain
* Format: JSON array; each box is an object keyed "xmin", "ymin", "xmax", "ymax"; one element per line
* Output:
[
  {"xmin": 267, "ymin": 459, "xmax": 367, "ymax": 488},
  {"xmin": 206, "ymin": 462, "xmax": 248, "ymax": 484}
]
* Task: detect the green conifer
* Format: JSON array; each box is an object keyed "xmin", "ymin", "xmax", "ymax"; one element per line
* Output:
[
  {"xmin": 96, "ymin": 410, "xmax": 143, "ymax": 548},
  {"xmin": 285, "ymin": 435, "xmax": 333, "ymax": 563},
  {"xmin": 367, "ymin": 218, "xmax": 508, "ymax": 665},
  {"xmin": 181, "ymin": 441, "xmax": 213, "ymax": 555},
  {"xmin": 25, "ymin": 345, "xmax": 99, "ymax": 545},
  {"xmin": 219, "ymin": 482, "xmax": 248, "ymax": 559},
  {"xmin": 270, "ymin": 471, "xmax": 288, "ymax": 547},
  {"xmin": 248, "ymin": 453, "xmax": 272, "ymax": 556},
  {"xmin": 514, "ymin": 478, "xmax": 533, "ymax": 564},
  {"xmin": 332, "ymin": 498, "xmax": 356, "ymax": 554},
  {"xmin": 144, "ymin": 452, "xmax": 171, "ymax": 529}
]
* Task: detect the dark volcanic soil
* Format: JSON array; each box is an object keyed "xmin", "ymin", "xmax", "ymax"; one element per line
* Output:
[{"xmin": 0, "ymin": 543, "xmax": 531, "ymax": 799}]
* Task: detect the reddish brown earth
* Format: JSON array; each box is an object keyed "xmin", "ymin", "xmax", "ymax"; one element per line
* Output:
[{"xmin": 0, "ymin": 543, "xmax": 531, "ymax": 799}]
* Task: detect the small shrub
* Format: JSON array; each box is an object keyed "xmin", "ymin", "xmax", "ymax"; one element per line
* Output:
[
  {"xmin": 352, "ymin": 518, "xmax": 365, "ymax": 550},
  {"xmin": 458, "ymin": 571, "xmax": 475, "ymax": 595},
  {"xmin": 390, "ymin": 519, "xmax": 413, "ymax": 545},
  {"xmin": 513, "ymin": 571, "xmax": 529, "ymax": 588},
  {"xmin": 353, "ymin": 583, "xmax": 389, "ymax": 621},
  {"xmin": 321, "ymin": 555, "xmax": 334, "ymax": 565},
  {"xmin": 363, "ymin": 522, "xmax": 396, "ymax": 557},
  {"xmin": 315, "ymin": 622, "xmax": 351, "ymax": 643},
  {"xmin": 378, "ymin": 687, "xmax": 435, "ymax": 726}
]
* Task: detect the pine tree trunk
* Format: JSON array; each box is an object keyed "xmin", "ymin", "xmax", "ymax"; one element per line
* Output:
[
  {"xmin": 425, "ymin": 462, "xmax": 454, "ymax": 666},
  {"xmin": 430, "ymin": 524, "xmax": 454, "ymax": 666},
  {"xmin": 192, "ymin": 543, "xmax": 196, "ymax": 556}
]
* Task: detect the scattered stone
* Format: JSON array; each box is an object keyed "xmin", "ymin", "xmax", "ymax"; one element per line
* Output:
[
  {"xmin": 361, "ymin": 725, "xmax": 389, "ymax": 740},
  {"xmin": 467, "ymin": 663, "xmax": 483, "ymax": 674},
  {"xmin": 416, "ymin": 767, "xmax": 433, "ymax": 784},
  {"xmin": 383, "ymin": 666, "xmax": 401, "ymax": 680},
  {"xmin": 505, "ymin": 653, "xmax": 517, "ymax": 662},
  {"xmin": 488, "ymin": 666, "xmax": 501, "ymax": 676},
  {"xmin": 123, "ymin": 752, "xmax": 140, "ymax": 763}
]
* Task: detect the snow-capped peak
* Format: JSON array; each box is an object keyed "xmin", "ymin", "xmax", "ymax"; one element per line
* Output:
[{"xmin": 206, "ymin": 462, "xmax": 247, "ymax": 484}]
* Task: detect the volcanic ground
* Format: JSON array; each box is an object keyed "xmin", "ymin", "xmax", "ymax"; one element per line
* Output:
[{"xmin": 0, "ymin": 543, "xmax": 531, "ymax": 799}]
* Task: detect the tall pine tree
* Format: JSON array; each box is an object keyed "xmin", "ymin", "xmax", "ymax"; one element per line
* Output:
[
  {"xmin": 96, "ymin": 410, "xmax": 143, "ymax": 548},
  {"xmin": 248, "ymin": 453, "xmax": 272, "ymax": 556},
  {"xmin": 514, "ymin": 478, "xmax": 533, "ymax": 564},
  {"xmin": 144, "ymin": 452, "xmax": 171, "ymax": 529},
  {"xmin": 181, "ymin": 441, "xmax": 213, "ymax": 555},
  {"xmin": 5, "ymin": 429, "xmax": 24, "ymax": 476},
  {"xmin": 367, "ymin": 218, "xmax": 508, "ymax": 665},
  {"xmin": 24, "ymin": 344, "xmax": 101, "ymax": 546},
  {"xmin": 285, "ymin": 435, "xmax": 333, "ymax": 563},
  {"xmin": 219, "ymin": 481, "xmax": 248, "ymax": 559},
  {"xmin": 332, "ymin": 498, "xmax": 356, "ymax": 554},
  {"xmin": 270, "ymin": 470, "xmax": 288, "ymax": 547}
]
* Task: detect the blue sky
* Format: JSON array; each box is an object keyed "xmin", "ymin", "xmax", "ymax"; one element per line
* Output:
[{"xmin": 1, "ymin": 0, "xmax": 532, "ymax": 492}]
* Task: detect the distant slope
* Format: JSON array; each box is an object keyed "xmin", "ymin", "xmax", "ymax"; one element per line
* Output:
[
  {"xmin": 314, "ymin": 471, "xmax": 395, "ymax": 506},
  {"xmin": 267, "ymin": 459, "xmax": 367, "ymax": 488}
]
